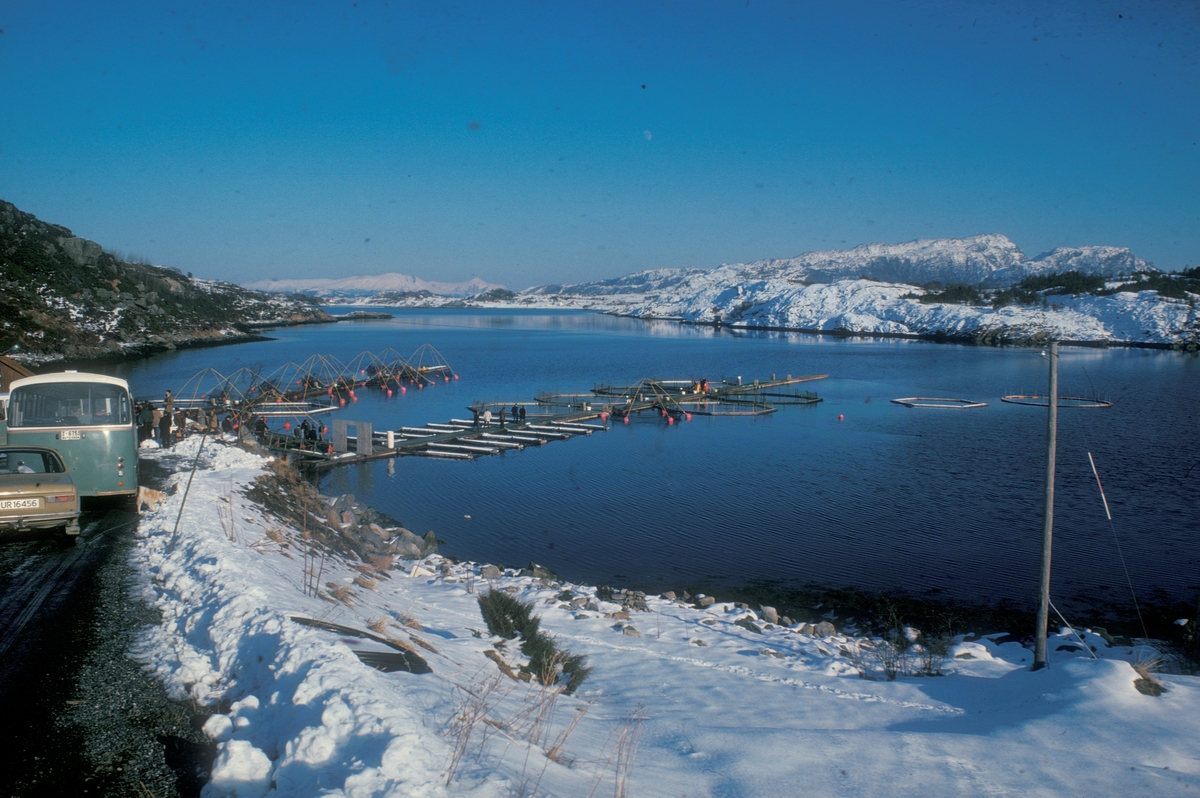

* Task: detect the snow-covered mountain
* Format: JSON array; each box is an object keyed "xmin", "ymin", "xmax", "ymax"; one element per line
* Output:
[
  {"xmin": 244, "ymin": 273, "xmax": 504, "ymax": 300},
  {"xmin": 514, "ymin": 235, "xmax": 1199, "ymax": 347},
  {"xmin": 526, "ymin": 235, "xmax": 1153, "ymax": 300}
]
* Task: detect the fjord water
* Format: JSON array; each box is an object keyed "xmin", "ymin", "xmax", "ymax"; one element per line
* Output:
[{"xmin": 109, "ymin": 310, "xmax": 1199, "ymax": 613}]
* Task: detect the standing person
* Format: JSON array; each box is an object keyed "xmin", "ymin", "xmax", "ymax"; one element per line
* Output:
[
  {"xmin": 174, "ymin": 408, "xmax": 189, "ymax": 443},
  {"xmin": 164, "ymin": 390, "xmax": 174, "ymax": 418},
  {"xmin": 498, "ymin": 407, "xmax": 506, "ymax": 429},
  {"xmin": 138, "ymin": 403, "xmax": 154, "ymax": 442},
  {"xmin": 512, "ymin": 404, "xmax": 519, "ymax": 421},
  {"xmin": 483, "ymin": 409, "xmax": 492, "ymax": 427},
  {"xmin": 151, "ymin": 404, "xmax": 164, "ymax": 442},
  {"xmin": 518, "ymin": 405, "xmax": 526, "ymax": 422},
  {"xmin": 158, "ymin": 405, "xmax": 173, "ymax": 448}
]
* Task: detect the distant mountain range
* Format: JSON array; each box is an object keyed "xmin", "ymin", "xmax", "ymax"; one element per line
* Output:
[
  {"xmin": 523, "ymin": 234, "xmax": 1153, "ymax": 299},
  {"xmin": 244, "ymin": 273, "xmax": 504, "ymax": 300}
]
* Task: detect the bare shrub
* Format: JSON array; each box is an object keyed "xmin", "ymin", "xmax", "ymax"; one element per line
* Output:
[
  {"xmin": 445, "ymin": 672, "xmax": 512, "ymax": 785},
  {"xmin": 914, "ymin": 627, "xmax": 954, "ymax": 676},
  {"xmin": 587, "ymin": 705, "xmax": 646, "ymax": 798}
]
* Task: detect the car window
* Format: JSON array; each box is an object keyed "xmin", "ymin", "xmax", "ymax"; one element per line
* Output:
[{"xmin": 0, "ymin": 451, "xmax": 62, "ymax": 474}]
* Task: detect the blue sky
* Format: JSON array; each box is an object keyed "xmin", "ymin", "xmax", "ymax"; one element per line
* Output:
[{"xmin": 1, "ymin": 0, "xmax": 1196, "ymax": 289}]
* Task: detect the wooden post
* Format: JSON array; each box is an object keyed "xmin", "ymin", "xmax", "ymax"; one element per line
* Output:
[{"xmin": 1033, "ymin": 342, "xmax": 1058, "ymax": 670}]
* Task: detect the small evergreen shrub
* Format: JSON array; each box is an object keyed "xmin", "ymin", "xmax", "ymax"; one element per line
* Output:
[
  {"xmin": 478, "ymin": 589, "xmax": 535, "ymax": 638},
  {"xmin": 477, "ymin": 589, "xmax": 590, "ymax": 693}
]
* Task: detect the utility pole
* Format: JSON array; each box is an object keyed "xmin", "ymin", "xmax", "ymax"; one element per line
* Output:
[{"xmin": 1033, "ymin": 342, "xmax": 1058, "ymax": 670}]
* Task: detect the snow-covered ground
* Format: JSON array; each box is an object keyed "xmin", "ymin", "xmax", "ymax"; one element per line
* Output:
[{"xmin": 133, "ymin": 437, "xmax": 1200, "ymax": 797}]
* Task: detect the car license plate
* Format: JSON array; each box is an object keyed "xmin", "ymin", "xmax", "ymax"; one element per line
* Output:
[
  {"xmin": 59, "ymin": 430, "xmax": 83, "ymax": 440},
  {"xmin": 0, "ymin": 498, "xmax": 41, "ymax": 510}
]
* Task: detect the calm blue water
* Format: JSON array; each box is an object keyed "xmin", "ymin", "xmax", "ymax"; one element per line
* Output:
[{"xmin": 104, "ymin": 309, "xmax": 1200, "ymax": 612}]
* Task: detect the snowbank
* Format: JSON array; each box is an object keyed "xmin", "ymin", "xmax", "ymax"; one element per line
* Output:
[{"xmin": 131, "ymin": 437, "xmax": 1200, "ymax": 796}]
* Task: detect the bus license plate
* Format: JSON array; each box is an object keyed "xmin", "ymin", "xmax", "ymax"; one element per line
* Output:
[
  {"xmin": 59, "ymin": 430, "xmax": 83, "ymax": 440},
  {"xmin": 0, "ymin": 498, "xmax": 41, "ymax": 510}
]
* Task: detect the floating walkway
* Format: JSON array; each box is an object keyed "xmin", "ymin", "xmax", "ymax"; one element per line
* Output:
[
  {"xmin": 263, "ymin": 405, "xmax": 611, "ymax": 470},
  {"xmin": 260, "ymin": 372, "xmax": 827, "ymax": 470},
  {"xmin": 1000, "ymin": 395, "xmax": 1113, "ymax": 408},
  {"xmin": 891, "ymin": 397, "xmax": 988, "ymax": 409}
]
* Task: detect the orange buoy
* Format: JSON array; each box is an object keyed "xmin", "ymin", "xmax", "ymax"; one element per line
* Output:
[
  {"xmin": 454, "ymin": 374, "xmax": 459, "ymax": 380},
  {"xmin": 327, "ymin": 445, "xmax": 333, "ymax": 454},
  {"xmin": 339, "ymin": 398, "xmax": 346, "ymax": 406},
  {"xmin": 283, "ymin": 421, "xmax": 291, "ymax": 431},
  {"xmin": 685, "ymin": 413, "xmax": 692, "ymax": 421},
  {"xmin": 667, "ymin": 416, "xmax": 674, "ymax": 425},
  {"xmin": 401, "ymin": 386, "xmax": 406, "ymax": 393},
  {"xmin": 838, "ymin": 414, "xmax": 844, "ymax": 421},
  {"xmin": 600, "ymin": 412, "xmax": 608, "ymax": 421},
  {"xmin": 623, "ymin": 416, "xmax": 630, "ymax": 424},
  {"xmin": 387, "ymin": 389, "xmax": 393, "ymax": 397}
]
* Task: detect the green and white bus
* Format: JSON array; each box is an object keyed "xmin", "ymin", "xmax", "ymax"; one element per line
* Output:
[{"xmin": 6, "ymin": 372, "xmax": 138, "ymax": 498}]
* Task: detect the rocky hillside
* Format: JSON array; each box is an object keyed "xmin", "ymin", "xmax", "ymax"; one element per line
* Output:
[{"xmin": 0, "ymin": 200, "xmax": 333, "ymax": 364}]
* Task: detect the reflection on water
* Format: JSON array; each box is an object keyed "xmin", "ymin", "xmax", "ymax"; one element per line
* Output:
[{"xmin": 97, "ymin": 308, "xmax": 1200, "ymax": 613}]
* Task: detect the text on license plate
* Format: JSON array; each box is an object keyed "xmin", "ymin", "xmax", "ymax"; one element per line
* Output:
[
  {"xmin": 59, "ymin": 430, "xmax": 83, "ymax": 440},
  {"xmin": 0, "ymin": 498, "xmax": 42, "ymax": 510}
]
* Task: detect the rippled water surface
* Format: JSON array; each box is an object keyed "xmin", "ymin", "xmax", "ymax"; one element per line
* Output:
[{"xmin": 107, "ymin": 309, "xmax": 1200, "ymax": 612}]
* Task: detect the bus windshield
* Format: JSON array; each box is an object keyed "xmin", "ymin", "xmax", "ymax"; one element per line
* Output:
[{"xmin": 9, "ymin": 382, "xmax": 132, "ymax": 428}]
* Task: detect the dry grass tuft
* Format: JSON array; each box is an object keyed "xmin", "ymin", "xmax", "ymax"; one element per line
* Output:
[
  {"xmin": 353, "ymin": 575, "xmax": 378, "ymax": 591},
  {"xmin": 395, "ymin": 614, "xmax": 424, "ymax": 631},
  {"xmin": 384, "ymin": 636, "xmax": 422, "ymax": 656},
  {"xmin": 484, "ymin": 649, "xmax": 520, "ymax": 681},
  {"xmin": 327, "ymin": 583, "xmax": 355, "ymax": 606},
  {"xmin": 408, "ymin": 634, "xmax": 440, "ymax": 655},
  {"xmin": 368, "ymin": 617, "xmax": 389, "ymax": 635},
  {"xmin": 1133, "ymin": 661, "xmax": 1166, "ymax": 696}
]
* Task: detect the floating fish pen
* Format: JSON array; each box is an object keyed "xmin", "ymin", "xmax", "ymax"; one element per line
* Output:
[
  {"xmin": 1000, "ymin": 395, "xmax": 1113, "ymax": 408},
  {"xmin": 167, "ymin": 346, "xmax": 457, "ymax": 407},
  {"xmin": 890, "ymin": 397, "xmax": 988, "ymax": 409},
  {"xmin": 227, "ymin": 370, "xmax": 828, "ymax": 469}
]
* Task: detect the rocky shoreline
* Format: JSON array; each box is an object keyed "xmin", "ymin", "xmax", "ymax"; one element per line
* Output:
[{"xmin": 634, "ymin": 314, "xmax": 1197, "ymax": 351}]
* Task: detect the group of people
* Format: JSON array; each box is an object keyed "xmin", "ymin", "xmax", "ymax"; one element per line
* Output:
[
  {"xmin": 136, "ymin": 389, "xmax": 329, "ymax": 451},
  {"xmin": 251, "ymin": 415, "xmax": 324, "ymax": 447},
  {"xmin": 136, "ymin": 390, "xmax": 234, "ymax": 448},
  {"xmin": 472, "ymin": 404, "xmax": 528, "ymax": 428}
]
